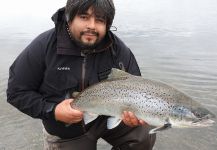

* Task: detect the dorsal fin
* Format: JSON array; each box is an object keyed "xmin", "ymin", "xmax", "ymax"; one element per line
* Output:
[{"xmin": 107, "ymin": 68, "xmax": 131, "ymax": 80}]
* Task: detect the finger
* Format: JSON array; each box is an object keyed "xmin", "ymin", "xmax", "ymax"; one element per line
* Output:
[
  {"xmin": 69, "ymin": 115, "xmax": 83, "ymax": 120},
  {"xmin": 67, "ymin": 112, "xmax": 83, "ymax": 121},
  {"xmin": 122, "ymin": 111, "xmax": 130, "ymax": 121},
  {"xmin": 122, "ymin": 112, "xmax": 136, "ymax": 127},
  {"xmin": 139, "ymin": 119, "xmax": 149, "ymax": 126},
  {"xmin": 122, "ymin": 119, "xmax": 132, "ymax": 127},
  {"xmin": 128, "ymin": 111, "xmax": 139, "ymax": 126},
  {"xmin": 139, "ymin": 119, "xmax": 145, "ymax": 125},
  {"xmin": 128, "ymin": 111, "xmax": 136, "ymax": 119},
  {"xmin": 66, "ymin": 98, "xmax": 74, "ymax": 104},
  {"xmin": 71, "ymin": 117, "xmax": 83, "ymax": 123},
  {"xmin": 67, "ymin": 100, "xmax": 83, "ymax": 116},
  {"xmin": 68, "ymin": 98, "xmax": 74, "ymax": 102},
  {"xmin": 70, "ymin": 109, "xmax": 83, "ymax": 117},
  {"xmin": 70, "ymin": 108, "xmax": 83, "ymax": 114},
  {"xmin": 121, "ymin": 113, "xmax": 131, "ymax": 126}
]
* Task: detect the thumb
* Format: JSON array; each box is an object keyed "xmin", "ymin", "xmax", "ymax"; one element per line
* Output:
[
  {"xmin": 67, "ymin": 99, "xmax": 78, "ymax": 109},
  {"xmin": 64, "ymin": 99, "xmax": 74, "ymax": 108},
  {"xmin": 65, "ymin": 98, "xmax": 74, "ymax": 104}
]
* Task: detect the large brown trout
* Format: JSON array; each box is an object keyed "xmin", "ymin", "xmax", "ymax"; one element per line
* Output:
[{"xmin": 71, "ymin": 68, "xmax": 215, "ymax": 134}]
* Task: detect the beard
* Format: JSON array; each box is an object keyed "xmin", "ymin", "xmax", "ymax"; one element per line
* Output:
[{"xmin": 70, "ymin": 29, "xmax": 101, "ymax": 49}]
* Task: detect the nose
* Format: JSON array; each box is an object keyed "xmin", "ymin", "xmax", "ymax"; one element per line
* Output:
[{"xmin": 86, "ymin": 17, "xmax": 96, "ymax": 29}]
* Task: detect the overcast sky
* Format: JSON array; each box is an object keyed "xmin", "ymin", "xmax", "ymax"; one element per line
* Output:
[
  {"xmin": 1, "ymin": 0, "xmax": 216, "ymax": 37},
  {"xmin": 0, "ymin": 0, "xmax": 65, "ymax": 18},
  {"xmin": 0, "ymin": 0, "xmax": 66, "ymax": 34}
]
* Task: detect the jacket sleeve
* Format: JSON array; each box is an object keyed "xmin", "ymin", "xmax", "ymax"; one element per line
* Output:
[
  {"xmin": 124, "ymin": 50, "xmax": 141, "ymax": 76},
  {"xmin": 112, "ymin": 34, "xmax": 141, "ymax": 76},
  {"xmin": 7, "ymin": 33, "xmax": 56, "ymax": 120}
]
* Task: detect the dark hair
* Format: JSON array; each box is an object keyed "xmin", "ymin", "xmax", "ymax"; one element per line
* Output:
[{"xmin": 65, "ymin": 0, "xmax": 115, "ymax": 30}]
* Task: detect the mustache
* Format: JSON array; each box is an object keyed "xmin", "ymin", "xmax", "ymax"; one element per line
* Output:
[{"xmin": 81, "ymin": 30, "xmax": 99, "ymax": 36}]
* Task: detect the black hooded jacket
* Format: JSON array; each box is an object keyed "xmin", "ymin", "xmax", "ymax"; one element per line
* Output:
[{"xmin": 7, "ymin": 8, "xmax": 141, "ymax": 138}]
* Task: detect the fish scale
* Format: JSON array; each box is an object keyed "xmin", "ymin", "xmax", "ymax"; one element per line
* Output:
[{"xmin": 72, "ymin": 68, "xmax": 215, "ymax": 133}]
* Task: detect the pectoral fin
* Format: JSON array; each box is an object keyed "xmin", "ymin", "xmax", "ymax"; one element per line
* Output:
[
  {"xmin": 149, "ymin": 123, "xmax": 171, "ymax": 134},
  {"xmin": 72, "ymin": 91, "xmax": 80, "ymax": 98},
  {"xmin": 107, "ymin": 117, "xmax": 122, "ymax": 129},
  {"xmin": 83, "ymin": 112, "xmax": 98, "ymax": 124}
]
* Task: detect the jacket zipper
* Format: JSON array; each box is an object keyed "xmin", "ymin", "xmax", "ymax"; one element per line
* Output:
[
  {"xmin": 81, "ymin": 52, "xmax": 87, "ymax": 133},
  {"xmin": 81, "ymin": 55, "xmax": 87, "ymax": 91}
]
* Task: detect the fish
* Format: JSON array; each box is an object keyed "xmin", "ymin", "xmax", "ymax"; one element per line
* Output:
[{"xmin": 70, "ymin": 68, "xmax": 215, "ymax": 134}]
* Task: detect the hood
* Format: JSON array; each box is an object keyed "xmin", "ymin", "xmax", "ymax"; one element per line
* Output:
[{"xmin": 51, "ymin": 7, "xmax": 66, "ymax": 25}]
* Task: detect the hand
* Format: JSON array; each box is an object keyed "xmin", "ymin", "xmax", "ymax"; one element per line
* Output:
[
  {"xmin": 54, "ymin": 99, "xmax": 83, "ymax": 124},
  {"xmin": 121, "ymin": 111, "xmax": 148, "ymax": 127}
]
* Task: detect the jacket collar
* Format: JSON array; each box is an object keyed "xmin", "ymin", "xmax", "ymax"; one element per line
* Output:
[{"xmin": 52, "ymin": 7, "xmax": 113, "ymax": 56}]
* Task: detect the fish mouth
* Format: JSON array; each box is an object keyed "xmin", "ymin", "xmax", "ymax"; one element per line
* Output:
[
  {"xmin": 190, "ymin": 106, "xmax": 216, "ymax": 127},
  {"xmin": 191, "ymin": 114, "xmax": 215, "ymax": 127},
  {"xmin": 192, "ymin": 119, "xmax": 215, "ymax": 127}
]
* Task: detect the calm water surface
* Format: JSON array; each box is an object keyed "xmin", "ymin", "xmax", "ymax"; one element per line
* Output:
[{"xmin": 0, "ymin": 0, "xmax": 217, "ymax": 149}]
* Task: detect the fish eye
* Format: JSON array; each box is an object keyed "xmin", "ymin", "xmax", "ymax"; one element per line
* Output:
[{"xmin": 194, "ymin": 111, "xmax": 202, "ymax": 118}]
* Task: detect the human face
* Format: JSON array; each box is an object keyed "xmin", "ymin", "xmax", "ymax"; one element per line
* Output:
[{"xmin": 68, "ymin": 7, "xmax": 107, "ymax": 48}]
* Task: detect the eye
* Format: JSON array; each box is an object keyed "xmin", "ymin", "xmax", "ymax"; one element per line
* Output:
[
  {"xmin": 194, "ymin": 111, "xmax": 202, "ymax": 118},
  {"xmin": 96, "ymin": 17, "xmax": 106, "ymax": 24},
  {"xmin": 79, "ymin": 15, "xmax": 88, "ymax": 20}
]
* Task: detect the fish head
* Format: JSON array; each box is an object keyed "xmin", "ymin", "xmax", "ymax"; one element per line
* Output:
[
  {"xmin": 190, "ymin": 106, "xmax": 215, "ymax": 127},
  {"xmin": 170, "ymin": 105, "xmax": 215, "ymax": 128}
]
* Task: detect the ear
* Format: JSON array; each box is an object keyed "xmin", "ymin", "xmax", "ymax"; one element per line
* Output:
[{"xmin": 67, "ymin": 21, "xmax": 72, "ymax": 26}]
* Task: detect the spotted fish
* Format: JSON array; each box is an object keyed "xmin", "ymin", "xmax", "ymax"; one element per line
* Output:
[{"xmin": 71, "ymin": 68, "xmax": 215, "ymax": 134}]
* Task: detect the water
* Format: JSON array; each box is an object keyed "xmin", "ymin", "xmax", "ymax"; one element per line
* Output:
[{"xmin": 1, "ymin": 0, "xmax": 217, "ymax": 149}]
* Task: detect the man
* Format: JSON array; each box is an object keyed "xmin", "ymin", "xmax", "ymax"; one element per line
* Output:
[{"xmin": 7, "ymin": 0, "xmax": 156, "ymax": 149}]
